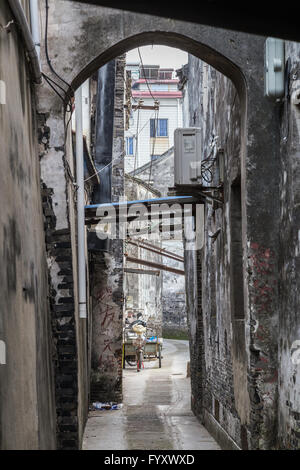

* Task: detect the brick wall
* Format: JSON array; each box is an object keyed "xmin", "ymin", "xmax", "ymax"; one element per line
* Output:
[
  {"xmin": 39, "ymin": 122, "xmax": 83, "ymax": 449},
  {"xmin": 183, "ymin": 56, "xmax": 248, "ymax": 448}
]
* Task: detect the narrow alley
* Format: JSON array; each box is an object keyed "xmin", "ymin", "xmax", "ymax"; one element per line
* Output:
[
  {"xmin": 0, "ymin": 0, "xmax": 300, "ymax": 455},
  {"xmin": 83, "ymin": 340, "xmax": 220, "ymax": 450}
]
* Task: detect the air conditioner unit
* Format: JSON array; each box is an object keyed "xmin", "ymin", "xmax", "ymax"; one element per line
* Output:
[
  {"xmin": 264, "ymin": 37, "xmax": 285, "ymax": 99},
  {"xmin": 174, "ymin": 128, "xmax": 202, "ymax": 186}
]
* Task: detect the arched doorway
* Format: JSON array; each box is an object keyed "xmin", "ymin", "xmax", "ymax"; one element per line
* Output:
[{"xmin": 38, "ymin": 2, "xmax": 280, "ymax": 450}]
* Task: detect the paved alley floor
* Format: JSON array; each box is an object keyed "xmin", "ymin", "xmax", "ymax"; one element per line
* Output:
[{"xmin": 82, "ymin": 339, "xmax": 221, "ymax": 450}]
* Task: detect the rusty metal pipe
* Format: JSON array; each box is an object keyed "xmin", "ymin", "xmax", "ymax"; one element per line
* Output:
[
  {"xmin": 127, "ymin": 239, "xmax": 184, "ymax": 262},
  {"xmin": 125, "ymin": 255, "xmax": 185, "ymax": 276}
]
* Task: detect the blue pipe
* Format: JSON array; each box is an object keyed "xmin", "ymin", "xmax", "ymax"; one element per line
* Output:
[{"xmin": 85, "ymin": 195, "xmax": 196, "ymax": 210}]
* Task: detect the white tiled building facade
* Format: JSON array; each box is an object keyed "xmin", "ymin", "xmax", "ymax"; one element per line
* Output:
[{"xmin": 124, "ymin": 63, "xmax": 183, "ymax": 173}]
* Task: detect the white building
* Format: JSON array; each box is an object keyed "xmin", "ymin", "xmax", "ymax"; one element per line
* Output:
[{"xmin": 124, "ymin": 63, "xmax": 183, "ymax": 173}]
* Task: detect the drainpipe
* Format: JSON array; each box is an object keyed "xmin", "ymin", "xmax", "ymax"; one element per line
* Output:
[
  {"xmin": 7, "ymin": 0, "xmax": 42, "ymax": 84},
  {"xmin": 75, "ymin": 86, "xmax": 87, "ymax": 319},
  {"xmin": 29, "ymin": 0, "xmax": 41, "ymax": 64}
]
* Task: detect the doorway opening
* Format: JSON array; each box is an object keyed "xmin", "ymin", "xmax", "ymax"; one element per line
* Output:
[{"xmin": 66, "ymin": 38, "xmax": 244, "ymax": 450}]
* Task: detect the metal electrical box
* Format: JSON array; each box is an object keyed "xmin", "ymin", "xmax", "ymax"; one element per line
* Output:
[
  {"xmin": 174, "ymin": 128, "xmax": 202, "ymax": 185},
  {"xmin": 264, "ymin": 37, "xmax": 285, "ymax": 99}
]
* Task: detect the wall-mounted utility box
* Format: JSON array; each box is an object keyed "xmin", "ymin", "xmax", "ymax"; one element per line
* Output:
[
  {"xmin": 264, "ymin": 38, "xmax": 285, "ymax": 99},
  {"xmin": 174, "ymin": 127, "xmax": 202, "ymax": 185}
]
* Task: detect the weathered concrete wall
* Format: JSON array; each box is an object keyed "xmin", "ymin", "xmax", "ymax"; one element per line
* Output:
[
  {"xmin": 39, "ymin": 108, "xmax": 90, "ymax": 449},
  {"xmin": 278, "ymin": 42, "xmax": 300, "ymax": 450},
  {"xmin": 90, "ymin": 56, "xmax": 125, "ymax": 403},
  {"xmin": 37, "ymin": 34, "xmax": 89, "ymax": 455},
  {"xmin": 0, "ymin": 2, "xmax": 56, "ymax": 449},
  {"xmin": 184, "ymin": 52, "xmax": 281, "ymax": 449},
  {"xmin": 183, "ymin": 57, "xmax": 248, "ymax": 447}
]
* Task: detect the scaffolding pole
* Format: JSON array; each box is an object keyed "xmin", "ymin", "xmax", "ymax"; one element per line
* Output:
[{"xmin": 125, "ymin": 255, "xmax": 185, "ymax": 276}]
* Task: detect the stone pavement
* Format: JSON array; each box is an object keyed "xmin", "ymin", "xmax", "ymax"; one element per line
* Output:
[{"xmin": 82, "ymin": 339, "xmax": 220, "ymax": 450}]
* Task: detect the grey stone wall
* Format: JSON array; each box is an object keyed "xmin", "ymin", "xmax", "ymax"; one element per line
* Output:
[
  {"xmin": 184, "ymin": 46, "xmax": 300, "ymax": 450},
  {"xmin": 278, "ymin": 42, "xmax": 300, "ymax": 449},
  {"xmin": 0, "ymin": 2, "xmax": 56, "ymax": 449},
  {"xmin": 184, "ymin": 56, "xmax": 251, "ymax": 449}
]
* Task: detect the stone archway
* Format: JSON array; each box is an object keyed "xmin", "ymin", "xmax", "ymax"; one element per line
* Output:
[{"xmin": 37, "ymin": 1, "xmax": 280, "ymax": 450}]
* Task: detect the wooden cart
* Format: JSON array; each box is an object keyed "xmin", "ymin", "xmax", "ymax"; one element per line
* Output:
[{"xmin": 123, "ymin": 339, "xmax": 162, "ymax": 369}]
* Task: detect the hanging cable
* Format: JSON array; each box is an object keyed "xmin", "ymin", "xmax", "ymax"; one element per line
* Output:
[
  {"xmin": 44, "ymin": 0, "xmax": 74, "ymax": 108},
  {"xmin": 42, "ymin": 72, "xmax": 67, "ymax": 104},
  {"xmin": 138, "ymin": 48, "xmax": 156, "ymax": 102},
  {"xmin": 200, "ymin": 91, "xmax": 238, "ymax": 184},
  {"xmin": 84, "ymin": 150, "xmax": 127, "ymax": 183},
  {"xmin": 134, "ymin": 106, "xmax": 140, "ymax": 172},
  {"xmin": 45, "ymin": 0, "xmax": 71, "ymax": 90},
  {"xmin": 85, "ymin": 97, "xmax": 160, "ymax": 184},
  {"xmin": 43, "ymin": 0, "xmax": 79, "ymax": 194}
]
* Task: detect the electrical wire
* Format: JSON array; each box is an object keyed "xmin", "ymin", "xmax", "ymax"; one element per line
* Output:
[
  {"xmin": 200, "ymin": 90, "xmax": 238, "ymax": 184},
  {"xmin": 45, "ymin": 0, "xmax": 72, "ymax": 91},
  {"xmin": 138, "ymin": 48, "xmax": 156, "ymax": 102},
  {"xmin": 42, "ymin": 72, "xmax": 72, "ymax": 113},
  {"xmin": 42, "ymin": 72, "xmax": 66, "ymax": 104},
  {"xmin": 84, "ymin": 56, "xmax": 161, "ymax": 184},
  {"xmin": 84, "ymin": 150, "xmax": 126, "ymax": 183},
  {"xmin": 84, "ymin": 107, "xmax": 158, "ymax": 182},
  {"xmin": 44, "ymin": 0, "xmax": 74, "ymax": 110},
  {"xmin": 43, "ymin": 0, "xmax": 79, "ymax": 196}
]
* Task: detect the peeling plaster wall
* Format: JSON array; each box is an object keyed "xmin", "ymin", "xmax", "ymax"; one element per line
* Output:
[
  {"xmin": 184, "ymin": 57, "xmax": 247, "ymax": 447},
  {"xmin": 38, "ymin": 105, "xmax": 89, "ymax": 449},
  {"xmin": 0, "ymin": 2, "xmax": 56, "ymax": 449},
  {"xmin": 90, "ymin": 250, "xmax": 123, "ymax": 402},
  {"xmin": 90, "ymin": 56, "xmax": 125, "ymax": 403}
]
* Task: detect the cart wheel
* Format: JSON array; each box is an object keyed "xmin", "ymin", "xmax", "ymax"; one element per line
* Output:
[
  {"xmin": 158, "ymin": 346, "xmax": 162, "ymax": 368},
  {"xmin": 126, "ymin": 359, "xmax": 136, "ymax": 367}
]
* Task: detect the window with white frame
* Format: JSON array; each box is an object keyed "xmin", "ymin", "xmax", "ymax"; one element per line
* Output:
[
  {"xmin": 150, "ymin": 118, "xmax": 168, "ymax": 137},
  {"xmin": 126, "ymin": 136, "xmax": 134, "ymax": 155}
]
